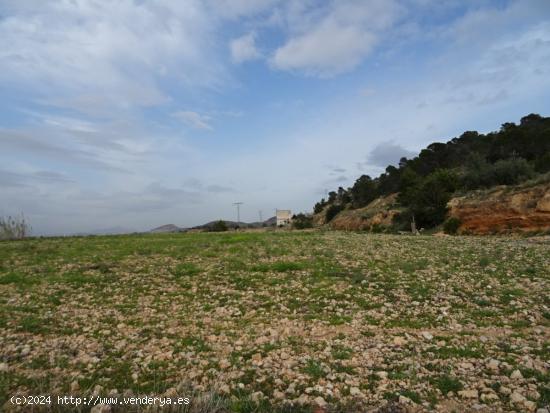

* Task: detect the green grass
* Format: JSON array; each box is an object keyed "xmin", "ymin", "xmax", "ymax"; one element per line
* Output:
[
  {"xmin": 173, "ymin": 262, "xmax": 201, "ymax": 277},
  {"xmin": 302, "ymin": 359, "xmax": 325, "ymax": 380},
  {"xmin": 430, "ymin": 375, "xmax": 463, "ymax": 394},
  {"xmin": 0, "ymin": 230, "xmax": 548, "ymax": 412}
]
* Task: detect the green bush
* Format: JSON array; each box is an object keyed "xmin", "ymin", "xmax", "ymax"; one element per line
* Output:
[
  {"xmin": 292, "ymin": 213, "xmax": 313, "ymax": 229},
  {"xmin": 325, "ymin": 204, "xmax": 344, "ymax": 222},
  {"xmin": 463, "ymin": 158, "xmax": 535, "ymax": 189},
  {"xmin": 408, "ymin": 169, "xmax": 459, "ymax": 228},
  {"xmin": 443, "ymin": 217, "xmax": 461, "ymax": 235},
  {"xmin": 210, "ymin": 220, "xmax": 228, "ymax": 232}
]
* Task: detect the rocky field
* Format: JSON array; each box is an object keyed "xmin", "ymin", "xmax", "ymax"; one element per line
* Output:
[{"xmin": 0, "ymin": 231, "xmax": 549, "ymax": 412}]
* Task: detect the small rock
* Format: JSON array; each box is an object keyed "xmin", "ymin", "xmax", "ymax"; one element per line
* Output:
[
  {"xmin": 273, "ymin": 390, "xmax": 285, "ymax": 400},
  {"xmin": 0, "ymin": 363, "xmax": 8, "ymax": 372},
  {"xmin": 486, "ymin": 359, "xmax": 500, "ymax": 371},
  {"xmin": 219, "ymin": 384, "xmax": 230, "ymax": 394},
  {"xmin": 421, "ymin": 332, "xmax": 433, "ymax": 341},
  {"xmin": 458, "ymin": 389, "xmax": 479, "ymax": 399},
  {"xmin": 296, "ymin": 394, "xmax": 309, "ymax": 406},
  {"xmin": 510, "ymin": 392, "xmax": 526, "ymax": 404},
  {"xmin": 536, "ymin": 408, "xmax": 550, "ymax": 413},
  {"xmin": 523, "ymin": 401, "xmax": 536, "ymax": 412},
  {"xmin": 480, "ymin": 393, "xmax": 499, "ymax": 402},
  {"xmin": 510, "ymin": 369, "xmax": 523, "ymax": 380},
  {"xmin": 164, "ymin": 387, "xmax": 177, "ymax": 397},
  {"xmin": 314, "ymin": 396, "xmax": 327, "ymax": 407},
  {"xmin": 375, "ymin": 371, "xmax": 388, "ymax": 380},
  {"xmin": 349, "ymin": 387, "xmax": 361, "ymax": 396},
  {"xmin": 498, "ymin": 386, "xmax": 511, "ymax": 395},
  {"xmin": 460, "ymin": 362, "xmax": 474, "ymax": 370},
  {"xmin": 71, "ymin": 381, "xmax": 80, "ymax": 392},
  {"xmin": 91, "ymin": 404, "xmax": 111, "ymax": 413},
  {"xmin": 393, "ymin": 336, "xmax": 406, "ymax": 346},
  {"xmin": 251, "ymin": 391, "xmax": 264, "ymax": 403}
]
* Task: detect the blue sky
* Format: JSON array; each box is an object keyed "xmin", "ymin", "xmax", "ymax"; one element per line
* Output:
[{"xmin": 1, "ymin": 0, "xmax": 549, "ymax": 235}]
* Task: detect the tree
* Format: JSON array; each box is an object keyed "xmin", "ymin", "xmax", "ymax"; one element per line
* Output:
[
  {"xmin": 312, "ymin": 114, "xmax": 550, "ymax": 229},
  {"xmin": 210, "ymin": 220, "xmax": 228, "ymax": 232},
  {"xmin": 325, "ymin": 204, "xmax": 344, "ymax": 222},
  {"xmin": 397, "ymin": 167, "xmax": 421, "ymax": 206},
  {"xmin": 408, "ymin": 169, "xmax": 459, "ymax": 228},
  {"xmin": 350, "ymin": 175, "xmax": 377, "ymax": 208},
  {"xmin": 313, "ymin": 198, "xmax": 327, "ymax": 214},
  {"xmin": 337, "ymin": 186, "xmax": 351, "ymax": 204},
  {"xmin": 292, "ymin": 213, "xmax": 313, "ymax": 229}
]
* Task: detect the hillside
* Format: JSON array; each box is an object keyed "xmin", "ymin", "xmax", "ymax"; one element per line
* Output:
[
  {"xmin": 318, "ymin": 193, "xmax": 401, "ymax": 231},
  {"xmin": 149, "ymin": 224, "xmax": 183, "ymax": 233},
  {"xmin": 314, "ymin": 114, "xmax": 550, "ymax": 233},
  {"xmin": 448, "ymin": 175, "xmax": 550, "ymax": 235},
  {"xmin": 314, "ymin": 177, "xmax": 550, "ymax": 235}
]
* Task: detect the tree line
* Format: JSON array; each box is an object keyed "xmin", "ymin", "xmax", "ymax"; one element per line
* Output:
[{"xmin": 314, "ymin": 113, "xmax": 550, "ymax": 229}]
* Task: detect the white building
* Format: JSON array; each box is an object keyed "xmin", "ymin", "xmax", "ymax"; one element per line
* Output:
[{"xmin": 276, "ymin": 209, "xmax": 292, "ymax": 226}]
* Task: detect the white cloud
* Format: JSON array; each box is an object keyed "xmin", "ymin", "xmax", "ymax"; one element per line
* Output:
[
  {"xmin": 0, "ymin": 0, "xmax": 223, "ymax": 114},
  {"xmin": 271, "ymin": 21, "xmax": 376, "ymax": 77},
  {"xmin": 230, "ymin": 32, "xmax": 261, "ymax": 63},
  {"xmin": 270, "ymin": 0, "xmax": 402, "ymax": 77},
  {"xmin": 173, "ymin": 111, "xmax": 213, "ymax": 130}
]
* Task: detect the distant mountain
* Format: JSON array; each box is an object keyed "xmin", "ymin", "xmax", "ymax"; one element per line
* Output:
[
  {"xmin": 148, "ymin": 217, "xmax": 277, "ymax": 233},
  {"xmin": 150, "ymin": 224, "xmax": 182, "ymax": 233},
  {"xmin": 192, "ymin": 216, "xmax": 276, "ymax": 230}
]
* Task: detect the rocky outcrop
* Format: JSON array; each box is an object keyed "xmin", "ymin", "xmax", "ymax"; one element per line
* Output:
[
  {"xmin": 313, "ymin": 177, "xmax": 550, "ymax": 235},
  {"xmin": 448, "ymin": 178, "xmax": 550, "ymax": 235},
  {"xmin": 327, "ymin": 194, "xmax": 401, "ymax": 231}
]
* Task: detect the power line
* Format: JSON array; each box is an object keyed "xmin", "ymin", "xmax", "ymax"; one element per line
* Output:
[{"xmin": 233, "ymin": 202, "xmax": 243, "ymax": 225}]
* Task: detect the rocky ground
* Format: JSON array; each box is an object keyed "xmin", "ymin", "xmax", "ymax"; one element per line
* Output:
[{"xmin": 0, "ymin": 231, "xmax": 548, "ymax": 412}]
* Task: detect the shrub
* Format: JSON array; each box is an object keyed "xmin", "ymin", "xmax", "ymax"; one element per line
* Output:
[
  {"xmin": 431, "ymin": 375, "xmax": 463, "ymax": 394},
  {"xmin": 0, "ymin": 215, "xmax": 31, "ymax": 240},
  {"xmin": 210, "ymin": 220, "xmax": 228, "ymax": 232},
  {"xmin": 463, "ymin": 158, "xmax": 535, "ymax": 189},
  {"xmin": 409, "ymin": 169, "xmax": 459, "ymax": 228},
  {"xmin": 325, "ymin": 204, "xmax": 344, "ymax": 222},
  {"xmin": 292, "ymin": 213, "xmax": 313, "ymax": 229},
  {"xmin": 443, "ymin": 217, "xmax": 461, "ymax": 235},
  {"xmin": 313, "ymin": 199, "xmax": 327, "ymax": 214}
]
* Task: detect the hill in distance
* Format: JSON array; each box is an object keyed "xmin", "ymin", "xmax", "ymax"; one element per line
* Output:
[
  {"xmin": 149, "ymin": 224, "xmax": 183, "ymax": 233},
  {"xmin": 149, "ymin": 216, "xmax": 277, "ymax": 233}
]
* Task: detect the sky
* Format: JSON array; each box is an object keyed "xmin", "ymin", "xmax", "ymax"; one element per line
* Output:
[{"xmin": 1, "ymin": 0, "xmax": 549, "ymax": 235}]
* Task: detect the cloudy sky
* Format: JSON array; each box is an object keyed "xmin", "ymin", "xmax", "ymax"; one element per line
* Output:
[{"xmin": 1, "ymin": 0, "xmax": 549, "ymax": 235}]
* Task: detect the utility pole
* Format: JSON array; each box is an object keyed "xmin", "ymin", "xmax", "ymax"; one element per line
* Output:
[
  {"xmin": 259, "ymin": 210, "xmax": 263, "ymax": 222},
  {"xmin": 233, "ymin": 202, "xmax": 243, "ymax": 226}
]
